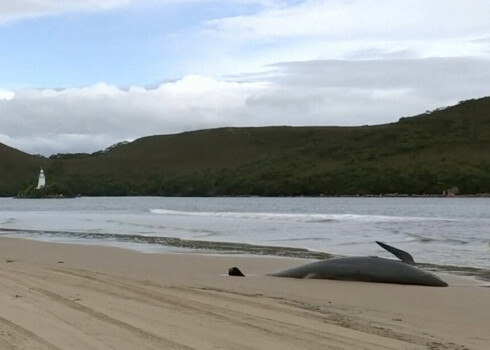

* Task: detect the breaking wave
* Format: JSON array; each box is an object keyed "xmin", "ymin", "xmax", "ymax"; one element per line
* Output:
[{"xmin": 149, "ymin": 208, "xmax": 440, "ymax": 224}]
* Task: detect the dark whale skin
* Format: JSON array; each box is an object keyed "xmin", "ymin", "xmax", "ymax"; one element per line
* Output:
[{"xmin": 268, "ymin": 256, "xmax": 448, "ymax": 287}]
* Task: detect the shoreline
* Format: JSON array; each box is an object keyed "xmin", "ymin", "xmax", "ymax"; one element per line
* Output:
[
  {"xmin": 3, "ymin": 232, "xmax": 490, "ymax": 282},
  {"xmin": 6, "ymin": 193, "xmax": 490, "ymax": 198},
  {"xmin": 1, "ymin": 236, "xmax": 489, "ymax": 349}
]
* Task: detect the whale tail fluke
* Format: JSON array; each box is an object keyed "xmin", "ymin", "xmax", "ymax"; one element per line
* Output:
[{"xmin": 376, "ymin": 241, "xmax": 416, "ymax": 265}]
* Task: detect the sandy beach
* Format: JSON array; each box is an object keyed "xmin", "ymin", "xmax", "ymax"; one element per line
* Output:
[{"xmin": 0, "ymin": 237, "xmax": 488, "ymax": 350}]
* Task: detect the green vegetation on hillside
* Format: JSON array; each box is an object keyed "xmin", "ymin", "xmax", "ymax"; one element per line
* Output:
[
  {"xmin": 0, "ymin": 144, "xmax": 49, "ymax": 197},
  {"xmin": 16, "ymin": 182, "xmax": 74, "ymax": 198},
  {"xmin": 1, "ymin": 97, "xmax": 490, "ymax": 197}
]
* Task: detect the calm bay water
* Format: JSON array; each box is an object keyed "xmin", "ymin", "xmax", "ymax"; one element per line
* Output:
[{"xmin": 0, "ymin": 197, "xmax": 489, "ymax": 271}]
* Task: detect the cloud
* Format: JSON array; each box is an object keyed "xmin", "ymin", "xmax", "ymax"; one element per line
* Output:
[
  {"xmin": 0, "ymin": 90, "xmax": 14, "ymax": 100},
  {"xmin": 0, "ymin": 76, "xmax": 270, "ymax": 155},
  {"xmin": 203, "ymin": 0, "xmax": 490, "ymax": 66},
  {"xmin": 0, "ymin": 0, "xmax": 132, "ymax": 23},
  {"xmin": 0, "ymin": 0, "xmax": 276, "ymax": 24},
  {"xmin": 1, "ymin": 57, "xmax": 489, "ymax": 156},
  {"xmin": 208, "ymin": 0, "xmax": 490, "ymax": 40},
  {"xmin": 272, "ymin": 57, "xmax": 490, "ymax": 96}
]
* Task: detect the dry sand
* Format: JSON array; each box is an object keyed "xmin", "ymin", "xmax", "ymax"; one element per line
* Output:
[{"xmin": 0, "ymin": 236, "xmax": 488, "ymax": 350}]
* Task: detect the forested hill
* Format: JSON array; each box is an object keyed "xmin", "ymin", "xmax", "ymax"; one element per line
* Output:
[
  {"xmin": 1, "ymin": 97, "xmax": 490, "ymax": 196},
  {"xmin": 0, "ymin": 143, "xmax": 49, "ymax": 196}
]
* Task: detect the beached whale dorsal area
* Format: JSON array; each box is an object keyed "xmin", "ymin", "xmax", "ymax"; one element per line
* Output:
[{"xmin": 230, "ymin": 242, "xmax": 448, "ymax": 287}]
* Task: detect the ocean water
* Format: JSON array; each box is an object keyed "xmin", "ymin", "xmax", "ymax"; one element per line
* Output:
[{"xmin": 0, "ymin": 197, "xmax": 489, "ymax": 272}]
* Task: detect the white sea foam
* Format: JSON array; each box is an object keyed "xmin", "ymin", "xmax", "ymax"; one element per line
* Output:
[{"xmin": 149, "ymin": 208, "xmax": 439, "ymax": 224}]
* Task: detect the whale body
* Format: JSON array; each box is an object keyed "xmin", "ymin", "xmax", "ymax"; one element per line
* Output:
[
  {"xmin": 265, "ymin": 241, "xmax": 448, "ymax": 287},
  {"xmin": 268, "ymin": 256, "xmax": 448, "ymax": 286}
]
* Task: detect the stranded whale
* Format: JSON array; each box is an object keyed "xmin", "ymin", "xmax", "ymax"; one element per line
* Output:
[{"xmin": 229, "ymin": 241, "xmax": 448, "ymax": 287}]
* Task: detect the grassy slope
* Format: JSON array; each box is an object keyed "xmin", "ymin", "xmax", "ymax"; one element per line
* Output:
[{"xmin": 2, "ymin": 97, "xmax": 490, "ymax": 196}]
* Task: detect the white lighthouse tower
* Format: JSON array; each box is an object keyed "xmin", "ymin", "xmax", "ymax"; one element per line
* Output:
[{"xmin": 37, "ymin": 168, "xmax": 46, "ymax": 189}]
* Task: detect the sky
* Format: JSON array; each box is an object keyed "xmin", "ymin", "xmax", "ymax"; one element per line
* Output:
[{"xmin": 1, "ymin": 0, "xmax": 490, "ymax": 156}]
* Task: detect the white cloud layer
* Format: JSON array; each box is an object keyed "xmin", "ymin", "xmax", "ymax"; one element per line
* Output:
[
  {"xmin": 201, "ymin": 0, "xmax": 490, "ymax": 72},
  {"xmin": 0, "ymin": 0, "xmax": 132, "ymax": 23},
  {"xmin": 0, "ymin": 90, "xmax": 15, "ymax": 100},
  {"xmin": 1, "ymin": 58, "xmax": 489, "ymax": 156},
  {"xmin": 208, "ymin": 0, "xmax": 490, "ymax": 41},
  {"xmin": 0, "ymin": 0, "xmax": 275, "ymax": 24}
]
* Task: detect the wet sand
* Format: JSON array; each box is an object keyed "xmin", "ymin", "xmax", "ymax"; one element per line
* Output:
[{"xmin": 0, "ymin": 236, "xmax": 488, "ymax": 349}]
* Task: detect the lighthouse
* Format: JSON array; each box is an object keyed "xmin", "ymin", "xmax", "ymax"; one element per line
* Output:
[{"xmin": 37, "ymin": 168, "xmax": 46, "ymax": 189}]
